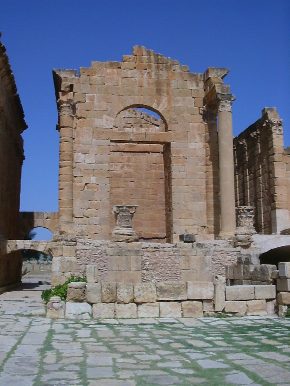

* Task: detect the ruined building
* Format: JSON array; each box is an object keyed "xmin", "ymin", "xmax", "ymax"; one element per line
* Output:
[{"xmin": 1, "ymin": 44, "xmax": 290, "ymax": 317}]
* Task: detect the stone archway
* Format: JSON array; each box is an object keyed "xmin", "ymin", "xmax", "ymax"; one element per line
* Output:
[{"xmin": 259, "ymin": 245, "xmax": 290, "ymax": 266}]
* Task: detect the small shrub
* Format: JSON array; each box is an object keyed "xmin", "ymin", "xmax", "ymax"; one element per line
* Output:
[
  {"xmin": 41, "ymin": 275, "xmax": 86, "ymax": 303},
  {"xmin": 285, "ymin": 306, "xmax": 290, "ymax": 318}
]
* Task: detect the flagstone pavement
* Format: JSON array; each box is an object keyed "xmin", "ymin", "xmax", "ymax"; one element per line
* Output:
[{"xmin": 0, "ymin": 283, "xmax": 290, "ymax": 386}]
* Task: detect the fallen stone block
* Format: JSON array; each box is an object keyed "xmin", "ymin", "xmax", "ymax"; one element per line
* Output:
[
  {"xmin": 277, "ymin": 279, "xmax": 290, "ymax": 292},
  {"xmin": 86, "ymin": 283, "xmax": 101, "ymax": 304},
  {"xmin": 66, "ymin": 282, "xmax": 86, "ymax": 302},
  {"xmin": 160, "ymin": 302, "xmax": 181, "ymax": 317},
  {"xmin": 226, "ymin": 285, "xmax": 255, "ymax": 301},
  {"xmin": 278, "ymin": 304, "xmax": 288, "ymax": 317},
  {"xmin": 117, "ymin": 283, "xmax": 134, "ymax": 304},
  {"xmin": 254, "ymin": 285, "xmax": 276, "ymax": 300},
  {"xmin": 246, "ymin": 299, "xmax": 267, "ymax": 315},
  {"xmin": 134, "ymin": 283, "xmax": 156, "ymax": 303},
  {"xmin": 278, "ymin": 262, "xmax": 290, "ymax": 278},
  {"xmin": 138, "ymin": 303, "xmax": 160, "ymax": 318},
  {"xmin": 101, "ymin": 282, "xmax": 117, "ymax": 303},
  {"xmin": 277, "ymin": 292, "xmax": 290, "ymax": 305},
  {"xmin": 187, "ymin": 282, "xmax": 214, "ymax": 300},
  {"xmin": 156, "ymin": 282, "xmax": 187, "ymax": 300},
  {"xmin": 46, "ymin": 296, "xmax": 65, "ymax": 319},
  {"xmin": 93, "ymin": 303, "xmax": 115, "ymax": 319},
  {"xmin": 65, "ymin": 302, "xmax": 92, "ymax": 319},
  {"xmin": 116, "ymin": 303, "xmax": 137, "ymax": 318},
  {"xmin": 224, "ymin": 301, "xmax": 246, "ymax": 315},
  {"xmin": 182, "ymin": 301, "xmax": 203, "ymax": 317}
]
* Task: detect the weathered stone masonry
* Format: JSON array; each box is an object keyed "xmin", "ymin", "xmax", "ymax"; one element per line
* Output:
[{"xmin": 1, "ymin": 44, "xmax": 290, "ymax": 317}]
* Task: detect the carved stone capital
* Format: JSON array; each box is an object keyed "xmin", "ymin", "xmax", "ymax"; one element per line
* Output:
[
  {"xmin": 217, "ymin": 94, "xmax": 235, "ymax": 113},
  {"xmin": 234, "ymin": 206, "xmax": 256, "ymax": 248},
  {"xmin": 112, "ymin": 205, "xmax": 138, "ymax": 242}
]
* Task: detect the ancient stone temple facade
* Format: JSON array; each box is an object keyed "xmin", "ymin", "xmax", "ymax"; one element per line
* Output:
[
  {"xmin": 1, "ymin": 45, "xmax": 290, "ymax": 317},
  {"xmin": 53, "ymin": 47, "xmax": 237, "ymax": 242}
]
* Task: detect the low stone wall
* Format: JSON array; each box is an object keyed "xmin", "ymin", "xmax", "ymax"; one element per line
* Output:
[{"xmin": 46, "ymin": 278, "xmax": 280, "ymax": 319}]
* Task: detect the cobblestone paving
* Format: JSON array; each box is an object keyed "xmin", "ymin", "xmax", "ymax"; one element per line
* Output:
[{"xmin": 0, "ymin": 290, "xmax": 290, "ymax": 385}]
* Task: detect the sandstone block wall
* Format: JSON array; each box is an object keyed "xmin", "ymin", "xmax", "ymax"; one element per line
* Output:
[{"xmin": 53, "ymin": 46, "xmax": 235, "ymax": 241}]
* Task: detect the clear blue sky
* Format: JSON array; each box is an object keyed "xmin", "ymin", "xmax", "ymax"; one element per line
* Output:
[{"xmin": 1, "ymin": 0, "xmax": 289, "ymax": 213}]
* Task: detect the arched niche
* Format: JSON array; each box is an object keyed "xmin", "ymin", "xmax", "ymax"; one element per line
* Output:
[
  {"xmin": 114, "ymin": 105, "xmax": 168, "ymax": 133},
  {"xmin": 110, "ymin": 105, "xmax": 172, "ymax": 242}
]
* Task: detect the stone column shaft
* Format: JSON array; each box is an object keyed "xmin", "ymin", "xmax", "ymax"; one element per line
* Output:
[
  {"xmin": 58, "ymin": 102, "xmax": 74, "ymax": 235},
  {"xmin": 217, "ymin": 96, "xmax": 236, "ymax": 237}
]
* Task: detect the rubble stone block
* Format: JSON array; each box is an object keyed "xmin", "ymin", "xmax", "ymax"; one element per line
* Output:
[
  {"xmin": 226, "ymin": 285, "xmax": 255, "ymax": 301},
  {"xmin": 138, "ymin": 303, "xmax": 160, "ymax": 318},
  {"xmin": 93, "ymin": 303, "xmax": 115, "ymax": 319},
  {"xmin": 182, "ymin": 301, "xmax": 203, "ymax": 317},
  {"xmin": 86, "ymin": 265, "xmax": 99, "ymax": 283},
  {"xmin": 117, "ymin": 283, "xmax": 134, "ymax": 304},
  {"xmin": 278, "ymin": 262, "xmax": 290, "ymax": 278},
  {"xmin": 159, "ymin": 302, "xmax": 181, "ymax": 317},
  {"xmin": 277, "ymin": 292, "xmax": 290, "ymax": 305},
  {"xmin": 224, "ymin": 301, "xmax": 246, "ymax": 315},
  {"xmin": 246, "ymin": 300, "xmax": 267, "ymax": 315},
  {"xmin": 67, "ymin": 282, "xmax": 86, "ymax": 302},
  {"xmin": 254, "ymin": 285, "xmax": 276, "ymax": 300},
  {"xmin": 65, "ymin": 302, "xmax": 92, "ymax": 319},
  {"xmin": 187, "ymin": 282, "xmax": 214, "ymax": 300},
  {"xmin": 101, "ymin": 282, "xmax": 117, "ymax": 303},
  {"xmin": 86, "ymin": 283, "xmax": 101, "ymax": 304},
  {"xmin": 156, "ymin": 282, "xmax": 187, "ymax": 300},
  {"xmin": 134, "ymin": 283, "xmax": 156, "ymax": 303},
  {"xmin": 278, "ymin": 305, "xmax": 288, "ymax": 317},
  {"xmin": 116, "ymin": 303, "xmax": 137, "ymax": 318},
  {"xmin": 46, "ymin": 296, "xmax": 65, "ymax": 319},
  {"xmin": 277, "ymin": 279, "xmax": 290, "ymax": 292}
]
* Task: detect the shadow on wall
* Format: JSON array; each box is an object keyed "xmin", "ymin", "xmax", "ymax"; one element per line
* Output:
[{"xmin": 259, "ymin": 245, "xmax": 290, "ymax": 266}]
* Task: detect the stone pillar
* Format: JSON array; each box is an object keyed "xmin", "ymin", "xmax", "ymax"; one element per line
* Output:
[
  {"xmin": 217, "ymin": 94, "xmax": 236, "ymax": 237},
  {"xmin": 58, "ymin": 101, "xmax": 74, "ymax": 235}
]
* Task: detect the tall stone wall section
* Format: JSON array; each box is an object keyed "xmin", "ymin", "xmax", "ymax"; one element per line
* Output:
[
  {"xmin": 234, "ymin": 108, "xmax": 289, "ymax": 234},
  {"xmin": 0, "ymin": 40, "xmax": 26, "ymax": 290}
]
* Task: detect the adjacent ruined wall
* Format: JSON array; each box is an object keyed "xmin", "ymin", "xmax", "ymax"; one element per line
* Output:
[
  {"xmin": 0, "ymin": 41, "xmax": 26, "ymax": 239},
  {"xmin": 53, "ymin": 46, "xmax": 227, "ymax": 242},
  {"xmin": 234, "ymin": 108, "xmax": 289, "ymax": 234},
  {"xmin": 0, "ymin": 40, "xmax": 26, "ymax": 290}
]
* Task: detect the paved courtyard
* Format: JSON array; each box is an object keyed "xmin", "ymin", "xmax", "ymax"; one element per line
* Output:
[{"xmin": 0, "ymin": 285, "xmax": 290, "ymax": 386}]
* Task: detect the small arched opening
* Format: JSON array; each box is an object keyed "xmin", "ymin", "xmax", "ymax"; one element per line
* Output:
[
  {"xmin": 259, "ymin": 245, "xmax": 290, "ymax": 267},
  {"xmin": 25, "ymin": 226, "xmax": 53, "ymax": 241}
]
